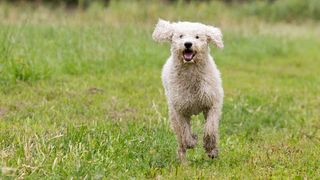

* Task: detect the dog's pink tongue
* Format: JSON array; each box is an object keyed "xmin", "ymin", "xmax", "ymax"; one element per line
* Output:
[{"xmin": 183, "ymin": 52, "xmax": 193, "ymax": 61}]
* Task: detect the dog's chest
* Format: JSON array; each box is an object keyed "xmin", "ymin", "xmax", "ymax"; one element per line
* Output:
[{"xmin": 169, "ymin": 66, "xmax": 216, "ymax": 114}]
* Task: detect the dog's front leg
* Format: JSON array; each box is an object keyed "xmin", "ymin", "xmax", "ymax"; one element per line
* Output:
[
  {"xmin": 203, "ymin": 107, "xmax": 221, "ymax": 158},
  {"xmin": 170, "ymin": 110, "xmax": 197, "ymax": 162}
]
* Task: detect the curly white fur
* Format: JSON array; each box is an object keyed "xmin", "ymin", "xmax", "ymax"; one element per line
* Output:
[{"xmin": 153, "ymin": 19, "xmax": 224, "ymax": 161}]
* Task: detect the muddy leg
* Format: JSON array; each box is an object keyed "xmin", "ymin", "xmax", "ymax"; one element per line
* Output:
[
  {"xmin": 170, "ymin": 110, "xmax": 197, "ymax": 162},
  {"xmin": 203, "ymin": 107, "xmax": 221, "ymax": 158}
]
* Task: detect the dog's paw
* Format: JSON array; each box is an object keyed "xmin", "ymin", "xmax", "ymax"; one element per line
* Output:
[
  {"xmin": 207, "ymin": 148, "xmax": 219, "ymax": 159},
  {"xmin": 186, "ymin": 134, "xmax": 198, "ymax": 149}
]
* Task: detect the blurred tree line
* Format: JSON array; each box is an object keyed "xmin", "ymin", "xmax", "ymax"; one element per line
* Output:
[
  {"xmin": 3, "ymin": 0, "xmax": 319, "ymax": 21},
  {"xmin": 2, "ymin": 0, "xmax": 276, "ymax": 8},
  {"xmin": 3, "ymin": 0, "xmax": 110, "ymax": 8}
]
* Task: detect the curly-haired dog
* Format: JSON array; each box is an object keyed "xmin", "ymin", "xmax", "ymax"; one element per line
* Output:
[{"xmin": 152, "ymin": 19, "xmax": 224, "ymax": 162}]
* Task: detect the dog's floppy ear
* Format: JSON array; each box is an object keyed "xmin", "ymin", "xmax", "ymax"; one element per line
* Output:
[
  {"xmin": 152, "ymin": 19, "xmax": 174, "ymax": 43},
  {"xmin": 206, "ymin": 26, "xmax": 224, "ymax": 49}
]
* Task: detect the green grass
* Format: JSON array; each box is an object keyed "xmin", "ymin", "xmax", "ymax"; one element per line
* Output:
[{"xmin": 0, "ymin": 1, "xmax": 320, "ymax": 178}]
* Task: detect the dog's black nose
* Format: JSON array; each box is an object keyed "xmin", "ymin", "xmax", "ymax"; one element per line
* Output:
[{"xmin": 184, "ymin": 42, "xmax": 192, "ymax": 49}]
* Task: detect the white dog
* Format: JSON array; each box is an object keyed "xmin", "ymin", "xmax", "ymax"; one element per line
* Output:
[{"xmin": 152, "ymin": 19, "xmax": 224, "ymax": 161}]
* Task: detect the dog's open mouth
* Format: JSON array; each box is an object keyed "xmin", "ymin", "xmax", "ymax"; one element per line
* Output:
[{"xmin": 183, "ymin": 49, "xmax": 196, "ymax": 62}]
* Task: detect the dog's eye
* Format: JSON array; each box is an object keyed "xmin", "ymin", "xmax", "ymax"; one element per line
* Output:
[
  {"xmin": 195, "ymin": 35, "xmax": 199, "ymax": 39},
  {"xmin": 179, "ymin": 35, "xmax": 183, "ymax": 38}
]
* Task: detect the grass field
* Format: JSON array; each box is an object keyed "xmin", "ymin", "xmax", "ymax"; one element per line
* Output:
[{"xmin": 0, "ymin": 1, "xmax": 320, "ymax": 178}]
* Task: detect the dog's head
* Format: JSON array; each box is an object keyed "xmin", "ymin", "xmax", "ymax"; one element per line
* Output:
[{"xmin": 152, "ymin": 19, "xmax": 223, "ymax": 63}]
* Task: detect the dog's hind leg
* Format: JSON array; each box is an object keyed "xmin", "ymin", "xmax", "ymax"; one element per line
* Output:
[
  {"xmin": 170, "ymin": 110, "xmax": 197, "ymax": 162},
  {"xmin": 203, "ymin": 107, "xmax": 221, "ymax": 158}
]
